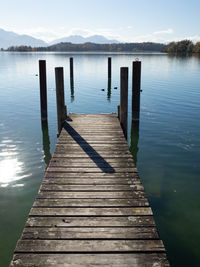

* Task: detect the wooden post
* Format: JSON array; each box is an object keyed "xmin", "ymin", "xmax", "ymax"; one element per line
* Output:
[
  {"xmin": 70, "ymin": 57, "xmax": 74, "ymax": 83},
  {"xmin": 55, "ymin": 67, "xmax": 67, "ymax": 136},
  {"xmin": 132, "ymin": 61, "xmax": 141, "ymax": 122},
  {"xmin": 39, "ymin": 60, "xmax": 47, "ymax": 121},
  {"xmin": 120, "ymin": 67, "xmax": 128, "ymax": 139},
  {"xmin": 108, "ymin": 57, "xmax": 111, "ymax": 80}
]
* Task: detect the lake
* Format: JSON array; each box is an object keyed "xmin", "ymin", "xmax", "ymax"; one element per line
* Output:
[{"xmin": 0, "ymin": 52, "xmax": 200, "ymax": 267}]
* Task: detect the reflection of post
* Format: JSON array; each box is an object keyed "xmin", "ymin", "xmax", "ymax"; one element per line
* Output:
[
  {"xmin": 41, "ymin": 121, "xmax": 51, "ymax": 168},
  {"xmin": 107, "ymin": 78, "xmax": 111, "ymax": 100},
  {"xmin": 69, "ymin": 57, "xmax": 74, "ymax": 101},
  {"xmin": 70, "ymin": 78, "xmax": 74, "ymax": 102},
  {"xmin": 130, "ymin": 121, "xmax": 139, "ymax": 166}
]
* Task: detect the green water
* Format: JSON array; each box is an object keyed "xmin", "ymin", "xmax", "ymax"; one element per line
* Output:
[{"xmin": 0, "ymin": 52, "xmax": 200, "ymax": 267}]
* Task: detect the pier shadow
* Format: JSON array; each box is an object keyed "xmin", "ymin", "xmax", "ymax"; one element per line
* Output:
[
  {"xmin": 63, "ymin": 121, "xmax": 115, "ymax": 173},
  {"xmin": 41, "ymin": 121, "xmax": 52, "ymax": 168},
  {"xmin": 129, "ymin": 121, "xmax": 139, "ymax": 166}
]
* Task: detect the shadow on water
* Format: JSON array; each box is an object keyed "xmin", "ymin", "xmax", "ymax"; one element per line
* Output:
[
  {"xmin": 63, "ymin": 120, "xmax": 115, "ymax": 173},
  {"xmin": 107, "ymin": 78, "xmax": 111, "ymax": 101},
  {"xmin": 70, "ymin": 77, "xmax": 75, "ymax": 102},
  {"xmin": 41, "ymin": 121, "xmax": 52, "ymax": 168},
  {"xmin": 129, "ymin": 121, "xmax": 139, "ymax": 166}
]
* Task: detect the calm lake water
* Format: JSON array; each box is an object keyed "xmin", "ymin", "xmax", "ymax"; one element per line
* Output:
[{"xmin": 0, "ymin": 52, "xmax": 200, "ymax": 267}]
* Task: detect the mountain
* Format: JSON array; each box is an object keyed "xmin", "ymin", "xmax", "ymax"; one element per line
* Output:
[
  {"xmin": 50, "ymin": 35, "xmax": 119, "ymax": 45},
  {"xmin": 0, "ymin": 28, "xmax": 47, "ymax": 49}
]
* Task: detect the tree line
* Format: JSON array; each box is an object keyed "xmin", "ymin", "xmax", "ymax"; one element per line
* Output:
[
  {"xmin": 166, "ymin": 40, "xmax": 200, "ymax": 53},
  {"xmin": 5, "ymin": 42, "xmax": 166, "ymax": 52},
  {"xmin": 3, "ymin": 40, "xmax": 200, "ymax": 53}
]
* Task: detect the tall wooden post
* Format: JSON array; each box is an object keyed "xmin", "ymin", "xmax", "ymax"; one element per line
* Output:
[
  {"xmin": 55, "ymin": 67, "xmax": 67, "ymax": 136},
  {"xmin": 70, "ymin": 57, "xmax": 74, "ymax": 83},
  {"xmin": 108, "ymin": 57, "xmax": 111, "ymax": 80},
  {"xmin": 132, "ymin": 61, "xmax": 141, "ymax": 122},
  {"xmin": 39, "ymin": 60, "xmax": 47, "ymax": 121},
  {"xmin": 120, "ymin": 67, "xmax": 128, "ymax": 139}
]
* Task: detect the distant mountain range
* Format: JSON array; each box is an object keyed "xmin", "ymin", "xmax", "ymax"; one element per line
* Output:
[
  {"xmin": 0, "ymin": 28, "xmax": 47, "ymax": 48},
  {"xmin": 49, "ymin": 35, "xmax": 119, "ymax": 45},
  {"xmin": 0, "ymin": 28, "xmax": 119, "ymax": 49}
]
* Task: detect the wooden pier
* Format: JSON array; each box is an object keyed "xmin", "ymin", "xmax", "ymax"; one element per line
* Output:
[{"xmin": 10, "ymin": 113, "xmax": 169, "ymax": 266}]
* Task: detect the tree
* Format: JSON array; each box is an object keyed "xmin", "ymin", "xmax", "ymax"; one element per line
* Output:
[
  {"xmin": 176, "ymin": 40, "xmax": 193, "ymax": 53},
  {"xmin": 166, "ymin": 42, "xmax": 177, "ymax": 53},
  {"xmin": 187, "ymin": 42, "xmax": 194, "ymax": 53},
  {"xmin": 194, "ymin": 42, "xmax": 200, "ymax": 53}
]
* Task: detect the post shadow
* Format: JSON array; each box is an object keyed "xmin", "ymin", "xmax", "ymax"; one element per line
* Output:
[
  {"xmin": 63, "ymin": 121, "xmax": 115, "ymax": 173},
  {"xmin": 129, "ymin": 121, "xmax": 139, "ymax": 166},
  {"xmin": 41, "ymin": 121, "xmax": 52, "ymax": 168}
]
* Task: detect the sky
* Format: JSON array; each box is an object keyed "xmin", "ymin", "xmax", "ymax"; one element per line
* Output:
[{"xmin": 0, "ymin": 0, "xmax": 200, "ymax": 43}]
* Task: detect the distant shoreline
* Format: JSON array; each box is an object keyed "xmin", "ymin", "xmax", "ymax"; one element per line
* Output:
[{"xmin": 1, "ymin": 40, "xmax": 200, "ymax": 54}]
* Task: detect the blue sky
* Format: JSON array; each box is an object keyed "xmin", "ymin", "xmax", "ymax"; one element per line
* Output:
[{"xmin": 0, "ymin": 0, "xmax": 199, "ymax": 43}]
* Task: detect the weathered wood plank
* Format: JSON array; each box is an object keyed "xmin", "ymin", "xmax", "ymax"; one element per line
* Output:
[
  {"xmin": 46, "ymin": 167, "xmax": 137, "ymax": 173},
  {"xmin": 37, "ymin": 191, "xmax": 146, "ymax": 199},
  {"xmin": 33, "ymin": 198, "xmax": 149, "ymax": 207},
  {"xmin": 40, "ymin": 184, "xmax": 144, "ymax": 191},
  {"xmin": 44, "ymin": 172, "xmax": 138, "ymax": 178},
  {"xmin": 42, "ymin": 178, "xmax": 141, "ymax": 185},
  {"xmin": 49, "ymin": 161, "xmax": 135, "ymax": 168},
  {"xmin": 26, "ymin": 216, "xmax": 156, "ymax": 227},
  {"xmin": 11, "ymin": 253, "xmax": 170, "ymax": 267},
  {"xmin": 15, "ymin": 240, "xmax": 165, "ymax": 253},
  {"xmin": 53, "ymin": 153, "xmax": 133, "ymax": 158},
  {"xmin": 22, "ymin": 227, "xmax": 158, "ymax": 239},
  {"xmin": 29, "ymin": 207, "xmax": 152, "ymax": 216}
]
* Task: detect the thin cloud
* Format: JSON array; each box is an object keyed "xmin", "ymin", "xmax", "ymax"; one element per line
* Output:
[{"xmin": 154, "ymin": 29, "xmax": 173, "ymax": 35}]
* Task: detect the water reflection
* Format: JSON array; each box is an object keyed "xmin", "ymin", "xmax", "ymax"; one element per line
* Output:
[
  {"xmin": 129, "ymin": 121, "xmax": 139, "ymax": 166},
  {"xmin": 107, "ymin": 78, "xmax": 111, "ymax": 100},
  {"xmin": 70, "ymin": 78, "xmax": 74, "ymax": 102},
  {"xmin": 41, "ymin": 121, "xmax": 52, "ymax": 168},
  {"xmin": 0, "ymin": 140, "xmax": 30, "ymax": 186}
]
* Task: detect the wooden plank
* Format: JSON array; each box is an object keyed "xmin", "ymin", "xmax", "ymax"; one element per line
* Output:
[
  {"xmin": 15, "ymin": 240, "xmax": 165, "ymax": 253},
  {"xmin": 48, "ymin": 158, "xmax": 134, "ymax": 163},
  {"xmin": 49, "ymin": 161, "xmax": 135, "ymax": 168},
  {"xmin": 53, "ymin": 153, "xmax": 133, "ymax": 158},
  {"xmin": 22, "ymin": 227, "xmax": 158, "ymax": 239},
  {"xmin": 37, "ymin": 191, "xmax": 146, "ymax": 199},
  {"xmin": 55, "ymin": 144, "xmax": 129, "ymax": 149},
  {"xmin": 33, "ymin": 198, "xmax": 149, "ymax": 207},
  {"xmin": 29, "ymin": 207, "xmax": 152, "ymax": 216},
  {"xmin": 11, "ymin": 253, "xmax": 170, "ymax": 267},
  {"xmin": 42, "ymin": 178, "xmax": 141, "ymax": 185},
  {"xmin": 51, "ymin": 156, "xmax": 134, "ymax": 166},
  {"xmin": 40, "ymin": 184, "xmax": 144, "ymax": 191},
  {"xmin": 58, "ymin": 138, "xmax": 125, "ymax": 144},
  {"xmin": 46, "ymin": 167, "xmax": 137, "ymax": 173},
  {"xmin": 44, "ymin": 172, "xmax": 138, "ymax": 178},
  {"xmin": 26, "ymin": 216, "xmax": 156, "ymax": 227}
]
